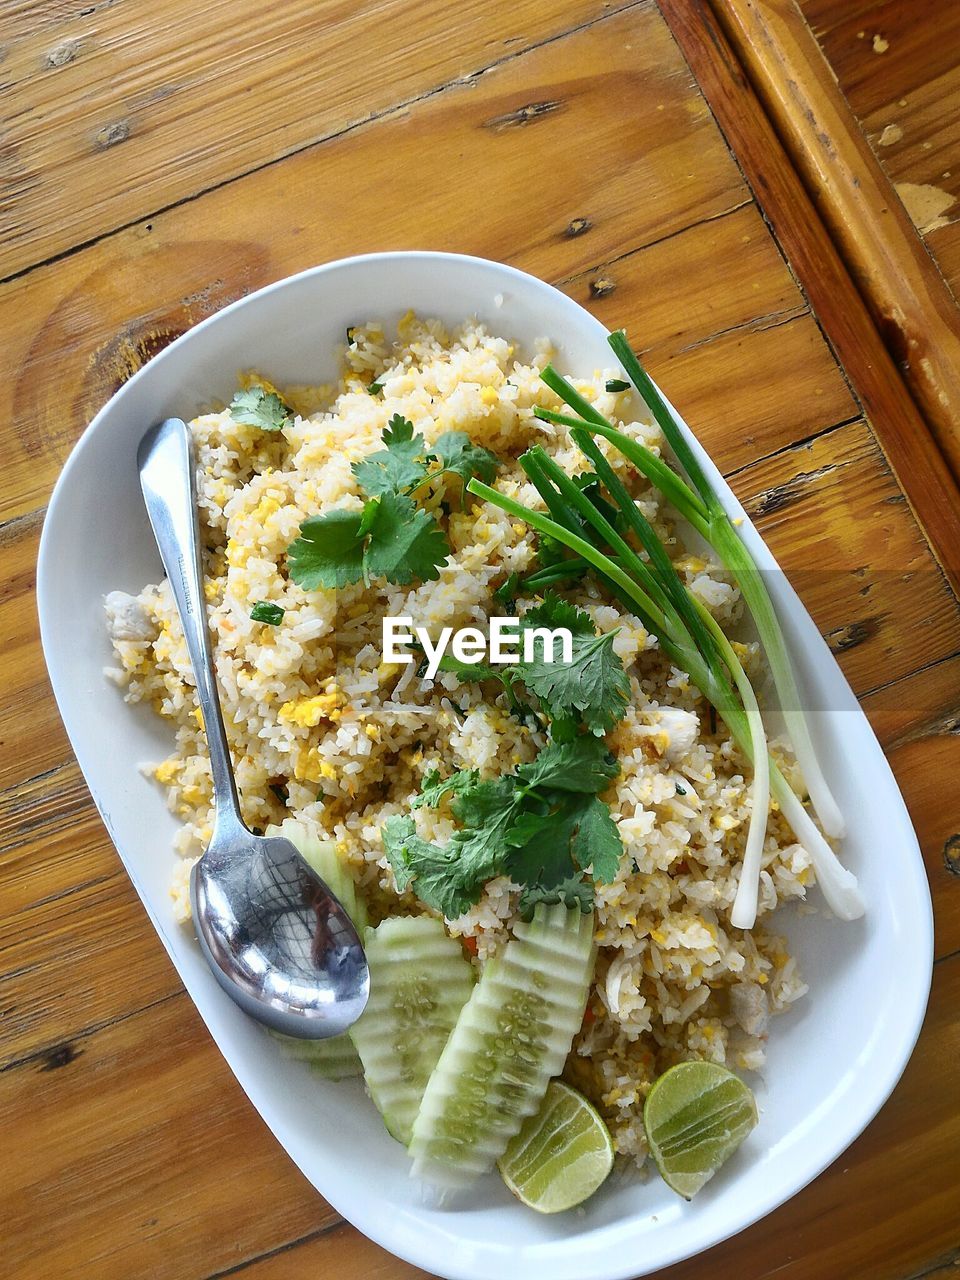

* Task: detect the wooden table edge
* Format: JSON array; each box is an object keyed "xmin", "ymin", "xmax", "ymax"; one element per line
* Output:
[
  {"xmin": 659, "ymin": 0, "xmax": 960, "ymax": 599},
  {"xmin": 706, "ymin": 0, "xmax": 960, "ymax": 488}
]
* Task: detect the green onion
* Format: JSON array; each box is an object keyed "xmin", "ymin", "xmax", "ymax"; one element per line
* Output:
[
  {"xmin": 467, "ymin": 421, "xmax": 864, "ymax": 923},
  {"xmin": 604, "ymin": 331, "xmax": 845, "ymax": 840},
  {"xmin": 250, "ymin": 601, "xmax": 285, "ymax": 626},
  {"xmin": 534, "ymin": 404, "xmax": 710, "ymax": 535}
]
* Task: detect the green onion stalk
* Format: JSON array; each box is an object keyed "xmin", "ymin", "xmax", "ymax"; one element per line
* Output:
[
  {"xmin": 467, "ymin": 360, "xmax": 864, "ymax": 922},
  {"xmin": 539, "ymin": 336, "xmax": 846, "ymax": 846}
]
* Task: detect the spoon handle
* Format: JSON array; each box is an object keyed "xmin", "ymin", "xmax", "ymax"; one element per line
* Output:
[{"xmin": 138, "ymin": 418, "xmax": 244, "ymax": 838}]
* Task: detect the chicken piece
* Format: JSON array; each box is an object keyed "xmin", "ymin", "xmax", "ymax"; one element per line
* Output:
[
  {"xmin": 728, "ymin": 982, "xmax": 769, "ymax": 1037},
  {"xmin": 104, "ymin": 591, "xmax": 158, "ymax": 642},
  {"xmin": 655, "ymin": 705, "xmax": 700, "ymax": 761}
]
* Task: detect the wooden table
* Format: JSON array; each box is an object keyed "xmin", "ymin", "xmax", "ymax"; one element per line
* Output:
[{"xmin": 2, "ymin": 2, "xmax": 959, "ymax": 1277}]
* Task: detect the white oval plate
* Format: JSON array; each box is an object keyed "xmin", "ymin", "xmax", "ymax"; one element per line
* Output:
[{"xmin": 38, "ymin": 252, "xmax": 932, "ymax": 1280}]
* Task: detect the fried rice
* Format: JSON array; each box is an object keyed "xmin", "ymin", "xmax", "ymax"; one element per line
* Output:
[{"xmin": 104, "ymin": 312, "xmax": 813, "ymax": 1166}]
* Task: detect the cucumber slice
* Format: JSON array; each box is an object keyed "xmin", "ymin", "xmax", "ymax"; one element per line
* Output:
[
  {"xmin": 408, "ymin": 903, "xmax": 597, "ymax": 1191},
  {"xmin": 265, "ymin": 818, "xmax": 368, "ymax": 1072},
  {"xmin": 349, "ymin": 916, "xmax": 476, "ymax": 1144},
  {"xmin": 268, "ymin": 1028, "xmax": 363, "ymax": 1079},
  {"xmin": 266, "ymin": 818, "xmax": 368, "ymax": 931}
]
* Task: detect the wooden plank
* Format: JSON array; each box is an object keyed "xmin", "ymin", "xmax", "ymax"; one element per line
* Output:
[
  {"xmin": 647, "ymin": 311, "xmax": 853, "ymax": 474},
  {"xmin": 798, "ymin": 0, "xmax": 960, "ymax": 117},
  {"xmin": 0, "ymin": 763, "xmax": 181, "ymax": 1068},
  {"xmin": 861, "ymin": 655, "xmax": 960, "ymax": 964},
  {"xmin": 0, "ymin": 993, "xmax": 337, "ymax": 1280},
  {"xmin": 0, "ymin": 0, "xmax": 613, "ymax": 279},
  {"xmin": 705, "ymin": 0, "xmax": 960, "ymax": 490},
  {"xmin": 733, "ymin": 421, "xmax": 959, "ymax": 695},
  {"xmin": 796, "ymin": 0, "xmax": 960, "ymax": 310},
  {"xmin": 907, "ymin": 1261, "xmax": 960, "ymax": 1280},
  {"xmin": 562, "ymin": 200, "xmax": 796, "ymax": 349},
  {"xmin": 657, "ymin": 0, "xmax": 960, "ymax": 596},
  {"xmin": 0, "ymin": 3, "xmax": 754, "ymax": 524},
  {"xmin": 209, "ymin": 1223, "xmax": 429, "ymax": 1280},
  {"xmin": 0, "ymin": 512, "xmax": 71, "ymax": 789}
]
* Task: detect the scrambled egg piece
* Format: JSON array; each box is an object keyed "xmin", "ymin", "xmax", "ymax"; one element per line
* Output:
[{"xmin": 278, "ymin": 691, "xmax": 340, "ymax": 727}]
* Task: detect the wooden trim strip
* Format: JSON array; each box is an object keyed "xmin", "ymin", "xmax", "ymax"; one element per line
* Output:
[
  {"xmin": 657, "ymin": 0, "xmax": 960, "ymax": 595},
  {"xmin": 707, "ymin": 0, "xmax": 960, "ymax": 486}
]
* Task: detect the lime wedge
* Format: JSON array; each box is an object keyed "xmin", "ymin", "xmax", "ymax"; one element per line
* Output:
[
  {"xmin": 498, "ymin": 1080, "xmax": 614, "ymax": 1213},
  {"xmin": 643, "ymin": 1060, "xmax": 758, "ymax": 1199}
]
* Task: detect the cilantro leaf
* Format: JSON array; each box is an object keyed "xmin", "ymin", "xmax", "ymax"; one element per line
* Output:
[
  {"xmin": 228, "ymin": 385, "xmax": 292, "ymax": 431},
  {"xmin": 536, "ymin": 531, "xmax": 568, "ymax": 571},
  {"xmin": 570, "ymin": 795, "xmax": 623, "ymax": 883},
  {"xmin": 518, "ymin": 874, "xmax": 594, "ymax": 918},
  {"xmin": 516, "ymin": 736, "xmax": 619, "ymax": 795},
  {"xmin": 382, "ymin": 814, "xmax": 505, "ymax": 919},
  {"xmin": 432, "ymin": 431, "xmax": 500, "ymax": 495},
  {"xmin": 504, "ymin": 803, "xmax": 580, "ymax": 888},
  {"xmin": 431, "ymin": 594, "xmax": 630, "ymax": 737},
  {"xmin": 287, "ymin": 509, "xmax": 366, "ymax": 588},
  {"xmin": 506, "ymin": 789, "xmax": 624, "ymax": 892},
  {"xmin": 287, "ymin": 491, "xmax": 448, "ymax": 590},
  {"xmin": 412, "ymin": 767, "xmax": 482, "ymax": 810},
  {"xmin": 362, "ymin": 490, "xmax": 448, "ymax": 585},
  {"xmin": 382, "ymin": 816, "xmax": 423, "ymax": 892},
  {"xmin": 383, "ymin": 816, "xmax": 484, "ymax": 915},
  {"xmin": 517, "ymin": 595, "xmax": 630, "ymax": 735},
  {"xmin": 495, "ymin": 572, "xmax": 520, "ymax": 605},
  {"xmin": 522, "ymin": 592, "xmax": 596, "ymax": 638},
  {"xmin": 351, "ymin": 415, "xmax": 429, "ymax": 497},
  {"xmin": 449, "ymin": 776, "xmax": 518, "ymax": 829}
]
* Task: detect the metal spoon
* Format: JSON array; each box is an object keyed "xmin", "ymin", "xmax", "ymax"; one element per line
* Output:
[{"xmin": 138, "ymin": 418, "xmax": 369, "ymax": 1039}]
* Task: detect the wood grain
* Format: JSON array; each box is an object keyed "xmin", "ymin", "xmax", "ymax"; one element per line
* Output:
[
  {"xmin": 0, "ymin": 2, "xmax": 750, "ymax": 524},
  {"xmin": 0, "ymin": 0, "xmax": 615, "ymax": 279},
  {"xmin": 0, "ymin": 513, "xmax": 71, "ymax": 789},
  {"xmin": 3, "ymin": 1, "xmax": 959, "ymax": 1277},
  {"xmin": 0, "ymin": 993, "xmax": 337, "ymax": 1280},
  {"xmin": 0, "ymin": 762, "xmax": 181, "ymax": 1067},
  {"xmin": 798, "ymin": 0, "xmax": 960, "ymax": 297},
  {"xmin": 708, "ymin": 0, "xmax": 960, "ymax": 488},
  {"xmin": 736, "ymin": 421, "xmax": 959, "ymax": 695},
  {"xmin": 658, "ymin": 0, "xmax": 960, "ymax": 598}
]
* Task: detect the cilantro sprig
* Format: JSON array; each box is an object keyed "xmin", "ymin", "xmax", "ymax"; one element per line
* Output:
[
  {"xmin": 383, "ymin": 734, "xmax": 624, "ymax": 920},
  {"xmin": 287, "ymin": 415, "xmax": 499, "ymax": 591}
]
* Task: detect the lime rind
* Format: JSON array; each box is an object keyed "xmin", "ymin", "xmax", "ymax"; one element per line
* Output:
[
  {"xmin": 643, "ymin": 1061, "xmax": 758, "ymax": 1199},
  {"xmin": 498, "ymin": 1080, "xmax": 614, "ymax": 1213}
]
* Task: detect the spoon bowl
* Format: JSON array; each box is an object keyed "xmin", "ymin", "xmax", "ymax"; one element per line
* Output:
[
  {"xmin": 192, "ymin": 815, "xmax": 369, "ymax": 1038},
  {"xmin": 138, "ymin": 416, "xmax": 369, "ymax": 1038}
]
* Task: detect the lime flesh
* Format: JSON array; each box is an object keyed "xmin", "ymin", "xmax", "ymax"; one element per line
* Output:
[
  {"xmin": 498, "ymin": 1080, "xmax": 614, "ymax": 1213},
  {"xmin": 643, "ymin": 1060, "xmax": 758, "ymax": 1199}
]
